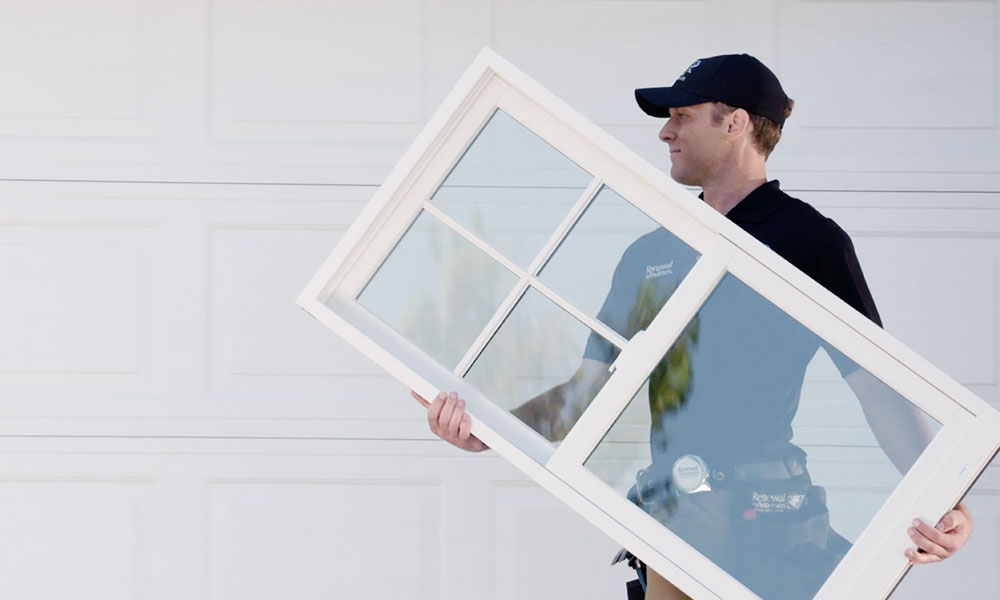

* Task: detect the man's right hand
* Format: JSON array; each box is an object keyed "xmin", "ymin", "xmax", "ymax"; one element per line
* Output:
[{"xmin": 412, "ymin": 390, "xmax": 489, "ymax": 452}]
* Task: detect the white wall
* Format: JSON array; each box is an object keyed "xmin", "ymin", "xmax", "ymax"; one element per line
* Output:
[{"xmin": 0, "ymin": 1, "xmax": 996, "ymax": 598}]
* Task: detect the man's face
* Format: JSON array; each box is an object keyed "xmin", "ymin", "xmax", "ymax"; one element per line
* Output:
[{"xmin": 658, "ymin": 103, "xmax": 729, "ymax": 186}]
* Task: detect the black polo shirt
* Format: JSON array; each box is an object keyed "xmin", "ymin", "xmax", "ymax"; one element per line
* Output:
[
  {"xmin": 727, "ymin": 180, "xmax": 881, "ymax": 327},
  {"xmin": 582, "ymin": 180, "xmax": 881, "ymax": 466}
]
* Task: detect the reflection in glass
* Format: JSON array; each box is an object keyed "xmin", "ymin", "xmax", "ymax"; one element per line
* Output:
[
  {"xmin": 353, "ymin": 211, "xmax": 518, "ymax": 369},
  {"xmin": 464, "ymin": 288, "xmax": 612, "ymax": 441},
  {"xmin": 539, "ymin": 186, "xmax": 700, "ymax": 336},
  {"xmin": 430, "ymin": 110, "xmax": 593, "ymax": 267},
  {"xmin": 584, "ymin": 274, "xmax": 939, "ymax": 600}
]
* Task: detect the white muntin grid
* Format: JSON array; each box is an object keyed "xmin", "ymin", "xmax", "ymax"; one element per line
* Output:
[
  {"xmin": 419, "ymin": 176, "xmax": 630, "ymax": 378},
  {"xmin": 298, "ymin": 47, "xmax": 1000, "ymax": 600}
]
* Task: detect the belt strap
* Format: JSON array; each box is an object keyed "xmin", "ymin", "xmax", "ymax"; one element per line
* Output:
[
  {"xmin": 732, "ymin": 458, "xmax": 805, "ymax": 481},
  {"xmin": 637, "ymin": 457, "xmax": 805, "ymax": 494}
]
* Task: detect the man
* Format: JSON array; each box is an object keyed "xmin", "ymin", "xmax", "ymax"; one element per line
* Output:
[{"xmin": 413, "ymin": 54, "xmax": 971, "ymax": 599}]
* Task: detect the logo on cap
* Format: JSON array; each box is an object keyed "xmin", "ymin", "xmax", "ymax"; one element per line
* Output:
[{"xmin": 676, "ymin": 59, "xmax": 702, "ymax": 82}]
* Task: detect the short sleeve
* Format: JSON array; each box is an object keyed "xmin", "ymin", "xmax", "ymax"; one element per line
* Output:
[
  {"xmin": 582, "ymin": 248, "xmax": 635, "ymax": 365},
  {"xmin": 814, "ymin": 223, "xmax": 882, "ymax": 376}
]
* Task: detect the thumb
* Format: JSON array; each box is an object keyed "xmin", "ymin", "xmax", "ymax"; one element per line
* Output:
[
  {"xmin": 937, "ymin": 513, "xmax": 954, "ymax": 532},
  {"xmin": 411, "ymin": 390, "xmax": 431, "ymax": 409}
]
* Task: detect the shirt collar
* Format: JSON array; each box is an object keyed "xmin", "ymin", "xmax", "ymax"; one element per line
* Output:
[{"xmin": 723, "ymin": 180, "xmax": 784, "ymax": 224}]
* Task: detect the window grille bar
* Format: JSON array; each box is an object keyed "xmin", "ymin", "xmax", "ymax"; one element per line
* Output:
[{"xmin": 526, "ymin": 177, "xmax": 605, "ymax": 276}]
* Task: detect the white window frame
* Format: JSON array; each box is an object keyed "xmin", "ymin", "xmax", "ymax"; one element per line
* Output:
[{"xmin": 297, "ymin": 47, "xmax": 1000, "ymax": 600}]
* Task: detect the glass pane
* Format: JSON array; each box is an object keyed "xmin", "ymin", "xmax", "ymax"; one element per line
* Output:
[
  {"xmin": 430, "ymin": 110, "xmax": 593, "ymax": 267},
  {"xmin": 584, "ymin": 274, "xmax": 940, "ymax": 600},
  {"xmin": 538, "ymin": 186, "xmax": 700, "ymax": 349},
  {"xmin": 464, "ymin": 288, "xmax": 613, "ymax": 441},
  {"xmin": 352, "ymin": 211, "xmax": 519, "ymax": 369}
]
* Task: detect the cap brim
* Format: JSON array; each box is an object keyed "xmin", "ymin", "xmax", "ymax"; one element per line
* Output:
[{"xmin": 635, "ymin": 87, "xmax": 715, "ymax": 117}]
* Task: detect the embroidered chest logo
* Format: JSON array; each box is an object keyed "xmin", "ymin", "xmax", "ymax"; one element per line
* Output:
[
  {"xmin": 645, "ymin": 260, "xmax": 674, "ymax": 280},
  {"xmin": 676, "ymin": 59, "xmax": 701, "ymax": 82}
]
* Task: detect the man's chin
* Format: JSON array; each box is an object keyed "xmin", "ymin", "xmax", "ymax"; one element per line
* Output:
[{"xmin": 669, "ymin": 169, "xmax": 694, "ymax": 186}]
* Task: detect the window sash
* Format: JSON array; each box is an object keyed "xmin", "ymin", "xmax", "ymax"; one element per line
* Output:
[{"xmin": 298, "ymin": 47, "xmax": 1000, "ymax": 600}]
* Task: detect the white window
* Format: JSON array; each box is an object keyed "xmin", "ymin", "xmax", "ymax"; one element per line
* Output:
[{"xmin": 298, "ymin": 48, "xmax": 1000, "ymax": 600}]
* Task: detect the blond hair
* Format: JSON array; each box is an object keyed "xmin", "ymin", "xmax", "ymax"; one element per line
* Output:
[{"xmin": 710, "ymin": 99, "xmax": 795, "ymax": 158}]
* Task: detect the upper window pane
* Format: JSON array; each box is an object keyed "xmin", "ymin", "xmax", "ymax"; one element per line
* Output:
[
  {"xmin": 583, "ymin": 274, "xmax": 940, "ymax": 600},
  {"xmin": 350, "ymin": 210, "xmax": 518, "ymax": 369},
  {"xmin": 429, "ymin": 109, "xmax": 593, "ymax": 267},
  {"xmin": 539, "ymin": 186, "xmax": 700, "ymax": 347},
  {"xmin": 464, "ymin": 287, "xmax": 612, "ymax": 442}
]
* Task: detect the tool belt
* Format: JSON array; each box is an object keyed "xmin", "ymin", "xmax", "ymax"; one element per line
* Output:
[
  {"xmin": 617, "ymin": 452, "xmax": 847, "ymax": 600},
  {"xmin": 628, "ymin": 452, "xmax": 809, "ymax": 517}
]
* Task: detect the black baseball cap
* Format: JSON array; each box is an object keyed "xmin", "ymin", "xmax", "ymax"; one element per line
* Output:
[{"xmin": 635, "ymin": 54, "xmax": 790, "ymax": 126}]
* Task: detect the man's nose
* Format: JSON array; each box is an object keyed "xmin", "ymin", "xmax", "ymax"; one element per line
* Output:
[{"xmin": 658, "ymin": 121, "xmax": 674, "ymax": 143}]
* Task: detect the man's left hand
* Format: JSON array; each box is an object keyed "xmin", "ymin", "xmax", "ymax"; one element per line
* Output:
[{"xmin": 906, "ymin": 502, "xmax": 972, "ymax": 564}]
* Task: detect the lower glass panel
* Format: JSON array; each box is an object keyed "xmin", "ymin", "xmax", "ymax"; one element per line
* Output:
[
  {"xmin": 353, "ymin": 211, "xmax": 518, "ymax": 369},
  {"xmin": 464, "ymin": 287, "xmax": 613, "ymax": 442},
  {"xmin": 584, "ymin": 274, "xmax": 939, "ymax": 600}
]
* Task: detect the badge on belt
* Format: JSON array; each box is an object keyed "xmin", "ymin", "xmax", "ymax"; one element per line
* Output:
[{"xmin": 671, "ymin": 454, "xmax": 714, "ymax": 494}]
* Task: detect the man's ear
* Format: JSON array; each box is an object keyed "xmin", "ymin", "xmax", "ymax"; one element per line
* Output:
[{"xmin": 727, "ymin": 108, "xmax": 751, "ymax": 137}]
